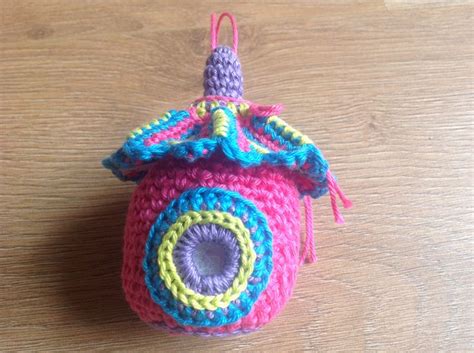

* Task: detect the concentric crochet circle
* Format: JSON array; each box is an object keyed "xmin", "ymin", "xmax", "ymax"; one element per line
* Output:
[
  {"xmin": 173, "ymin": 223, "xmax": 241, "ymax": 295},
  {"xmin": 174, "ymin": 223, "xmax": 242, "ymax": 295},
  {"xmin": 157, "ymin": 211, "xmax": 256, "ymax": 310},
  {"xmin": 143, "ymin": 187, "xmax": 273, "ymax": 327}
]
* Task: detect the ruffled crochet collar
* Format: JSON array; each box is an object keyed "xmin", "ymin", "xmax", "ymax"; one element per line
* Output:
[{"xmin": 103, "ymin": 96, "xmax": 330, "ymax": 198}]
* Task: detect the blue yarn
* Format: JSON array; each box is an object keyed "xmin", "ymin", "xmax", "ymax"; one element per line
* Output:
[
  {"xmin": 102, "ymin": 105, "xmax": 330, "ymax": 198},
  {"xmin": 143, "ymin": 187, "xmax": 273, "ymax": 328}
]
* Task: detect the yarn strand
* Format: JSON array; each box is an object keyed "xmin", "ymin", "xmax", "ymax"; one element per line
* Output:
[
  {"xmin": 210, "ymin": 13, "xmax": 217, "ymax": 51},
  {"xmin": 210, "ymin": 12, "xmax": 239, "ymax": 53},
  {"xmin": 300, "ymin": 196, "xmax": 317, "ymax": 265},
  {"xmin": 327, "ymin": 170, "xmax": 353, "ymax": 224}
]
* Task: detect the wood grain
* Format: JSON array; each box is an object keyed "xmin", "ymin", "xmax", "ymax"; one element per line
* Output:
[{"xmin": 1, "ymin": 0, "xmax": 472, "ymax": 351}]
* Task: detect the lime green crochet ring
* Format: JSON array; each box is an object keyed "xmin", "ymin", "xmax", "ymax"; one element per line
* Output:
[
  {"xmin": 143, "ymin": 187, "xmax": 274, "ymax": 328},
  {"xmin": 158, "ymin": 210, "xmax": 256, "ymax": 311}
]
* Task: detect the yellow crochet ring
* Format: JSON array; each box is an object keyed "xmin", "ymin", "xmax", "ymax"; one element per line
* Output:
[{"xmin": 157, "ymin": 210, "xmax": 256, "ymax": 311}]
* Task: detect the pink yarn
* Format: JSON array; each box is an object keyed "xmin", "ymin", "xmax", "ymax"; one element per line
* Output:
[
  {"xmin": 249, "ymin": 103, "xmax": 284, "ymax": 117},
  {"xmin": 326, "ymin": 170, "xmax": 353, "ymax": 224},
  {"xmin": 241, "ymin": 119, "xmax": 285, "ymax": 152},
  {"xmin": 122, "ymin": 158, "xmax": 301, "ymax": 334},
  {"xmin": 235, "ymin": 122, "xmax": 251, "ymax": 151},
  {"xmin": 144, "ymin": 108, "xmax": 200, "ymax": 146},
  {"xmin": 211, "ymin": 13, "xmax": 239, "ymax": 53},
  {"xmin": 194, "ymin": 95, "xmax": 249, "ymax": 105},
  {"xmin": 193, "ymin": 96, "xmax": 283, "ymax": 117},
  {"xmin": 300, "ymin": 196, "xmax": 317, "ymax": 264}
]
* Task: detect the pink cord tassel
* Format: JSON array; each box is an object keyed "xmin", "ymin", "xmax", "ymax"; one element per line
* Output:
[
  {"xmin": 326, "ymin": 170, "xmax": 353, "ymax": 224},
  {"xmin": 300, "ymin": 196, "xmax": 317, "ymax": 265},
  {"xmin": 300, "ymin": 172, "xmax": 351, "ymax": 264}
]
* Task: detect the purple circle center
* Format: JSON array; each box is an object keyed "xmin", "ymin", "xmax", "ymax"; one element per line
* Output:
[{"xmin": 173, "ymin": 223, "xmax": 241, "ymax": 295}]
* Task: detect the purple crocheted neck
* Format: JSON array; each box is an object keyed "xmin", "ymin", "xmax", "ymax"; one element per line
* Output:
[
  {"xmin": 173, "ymin": 223, "xmax": 241, "ymax": 295},
  {"xmin": 203, "ymin": 46, "xmax": 243, "ymax": 98}
]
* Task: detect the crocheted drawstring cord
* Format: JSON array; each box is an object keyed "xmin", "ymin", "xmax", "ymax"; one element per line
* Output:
[{"xmin": 301, "ymin": 171, "xmax": 352, "ymax": 264}]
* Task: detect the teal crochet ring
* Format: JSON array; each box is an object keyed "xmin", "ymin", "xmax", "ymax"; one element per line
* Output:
[{"xmin": 143, "ymin": 187, "xmax": 273, "ymax": 327}]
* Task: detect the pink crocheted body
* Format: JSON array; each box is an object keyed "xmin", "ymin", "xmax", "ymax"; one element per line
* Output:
[{"xmin": 122, "ymin": 158, "xmax": 301, "ymax": 335}]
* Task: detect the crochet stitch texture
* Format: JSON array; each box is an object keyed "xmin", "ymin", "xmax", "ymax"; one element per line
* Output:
[
  {"xmin": 103, "ymin": 12, "xmax": 350, "ymax": 336},
  {"xmin": 122, "ymin": 159, "xmax": 300, "ymax": 334}
]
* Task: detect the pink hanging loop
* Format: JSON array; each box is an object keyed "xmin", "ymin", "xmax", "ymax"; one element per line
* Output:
[{"xmin": 210, "ymin": 12, "xmax": 239, "ymax": 53}]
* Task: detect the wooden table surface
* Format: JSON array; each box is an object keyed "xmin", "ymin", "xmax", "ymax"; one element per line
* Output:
[{"xmin": 1, "ymin": 1, "xmax": 472, "ymax": 351}]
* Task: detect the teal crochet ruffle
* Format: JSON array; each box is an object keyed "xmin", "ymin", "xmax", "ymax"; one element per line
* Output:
[{"xmin": 103, "ymin": 101, "xmax": 330, "ymax": 198}]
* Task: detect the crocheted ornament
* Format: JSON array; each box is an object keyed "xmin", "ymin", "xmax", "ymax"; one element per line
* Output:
[{"xmin": 103, "ymin": 12, "xmax": 351, "ymax": 336}]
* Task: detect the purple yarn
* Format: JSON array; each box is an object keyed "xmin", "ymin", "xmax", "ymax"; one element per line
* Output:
[
  {"xmin": 173, "ymin": 223, "xmax": 241, "ymax": 295},
  {"xmin": 148, "ymin": 321, "xmax": 256, "ymax": 337},
  {"xmin": 203, "ymin": 46, "xmax": 243, "ymax": 98}
]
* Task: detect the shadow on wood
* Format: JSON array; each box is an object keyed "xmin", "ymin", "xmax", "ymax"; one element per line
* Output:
[{"xmin": 49, "ymin": 194, "xmax": 136, "ymax": 327}]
